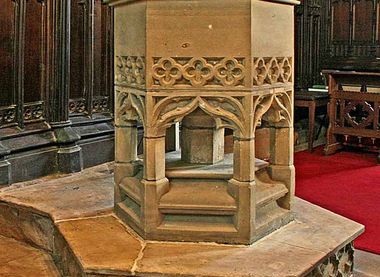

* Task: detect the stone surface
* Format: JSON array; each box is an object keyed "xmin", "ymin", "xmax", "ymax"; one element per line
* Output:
[
  {"xmin": 165, "ymin": 151, "xmax": 269, "ymax": 179},
  {"xmin": 0, "ymin": 202, "xmax": 55, "ymax": 252},
  {"xmin": 52, "ymin": 198, "xmax": 363, "ymax": 276},
  {"xmin": 0, "ymin": 235, "xmax": 60, "ymax": 277},
  {"xmin": 0, "ymin": 165, "xmax": 368, "ymax": 276},
  {"xmin": 135, "ymin": 199, "xmax": 363, "ymax": 277},
  {"xmin": 138, "ymin": 240, "xmax": 320, "ymax": 277},
  {"xmin": 0, "ymin": 163, "xmax": 114, "ymax": 221},
  {"xmin": 57, "ymin": 215, "xmax": 143, "ymax": 275},
  {"xmin": 355, "ymin": 250, "xmax": 380, "ymax": 277},
  {"xmin": 53, "ymin": 228, "xmax": 84, "ymax": 277},
  {"xmin": 0, "ymin": 160, "xmax": 11, "ymax": 186}
]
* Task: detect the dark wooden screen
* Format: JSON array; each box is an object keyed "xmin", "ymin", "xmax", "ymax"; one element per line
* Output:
[
  {"xmin": 295, "ymin": 0, "xmax": 325, "ymax": 90},
  {"xmin": 323, "ymin": 0, "xmax": 380, "ymax": 70},
  {"xmin": 0, "ymin": 0, "xmax": 114, "ymax": 185},
  {"xmin": 69, "ymin": 0, "xmax": 113, "ymax": 117}
]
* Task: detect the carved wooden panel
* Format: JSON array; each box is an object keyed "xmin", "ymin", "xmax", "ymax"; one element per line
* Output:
[
  {"xmin": 0, "ymin": 1, "xmax": 16, "ymax": 107},
  {"xmin": 94, "ymin": 0, "xmax": 109, "ymax": 98},
  {"xmin": 69, "ymin": 0, "xmax": 112, "ymax": 116},
  {"xmin": 23, "ymin": 101, "xmax": 44, "ymax": 123},
  {"xmin": 294, "ymin": 0, "xmax": 324, "ymax": 90},
  {"xmin": 24, "ymin": 0, "xmax": 46, "ymax": 104},
  {"xmin": 70, "ymin": 0, "xmax": 85, "ymax": 100},
  {"xmin": 331, "ymin": 0, "xmax": 350, "ymax": 41},
  {"xmin": 0, "ymin": 0, "xmax": 49, "ymax": 129},
  {"xmin": 353, "ymin": 0, "xmax": 373, "ymax": 42},
  {"xmin": 0, "ymin": 106, "xmax": 17, "ymax": 126},
  {"xmin": 322, "ymin": 0, "xmax": 380, "ymax": 70},
  {"xmin": 0, "ymin": 0, "xmax": 114, "ymax": 129},
  {"xmin": 378, "ymin": 2, "xmax": 380, "ymax": 45}
]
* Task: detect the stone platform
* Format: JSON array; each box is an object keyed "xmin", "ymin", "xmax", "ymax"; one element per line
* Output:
[
  {"xmin": 0, "ymin": 164, "xmax": 364, "ymax": 276},
  {"xmin": 0, "ymin": 235, "xmax": 60, "ymax": 276}
]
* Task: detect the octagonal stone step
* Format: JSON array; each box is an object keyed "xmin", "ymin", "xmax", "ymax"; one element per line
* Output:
[{"xmin": 159, "ymin": 179, "xmax": 237, "ymax": 215}]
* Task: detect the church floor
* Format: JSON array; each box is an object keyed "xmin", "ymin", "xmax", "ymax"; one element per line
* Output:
[{"xmin": 0, "ymin": 163, "xmax": 376, "ymax": 276}]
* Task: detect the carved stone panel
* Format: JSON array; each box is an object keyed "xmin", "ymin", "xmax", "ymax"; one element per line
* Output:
[
  {"xmin": 115, "ymin": 56, "xmax": 146, "ymax": 88},
  {"xmin": 253, "ymin": 57, "xmax": 293, "ymax": 86},
  {"xmin": 306, "ymin": 243, "xmax": 354, "ymax": 277},
  {"xmin": 151, "ymin": 57, "xmax": 246, "ymax": 88}
]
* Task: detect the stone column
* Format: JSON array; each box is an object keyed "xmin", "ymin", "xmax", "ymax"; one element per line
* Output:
[
  {"xmin": 141, "ymin": 135, "xmax": 169, "ymax": 234},
  {"xmin": 269, "ymin": 126, "xmax": 295, "ymax": 209},
  {"xmin": 229, "ymin": 134, "xmax": 256, "ymax": 242},
  {"xmin": 165, "ymin": 123, "xmax": 180, "ymax": 152},
  {"xmin": 114, "ymin": 120, "xmax": 139, "ymax": 202}
]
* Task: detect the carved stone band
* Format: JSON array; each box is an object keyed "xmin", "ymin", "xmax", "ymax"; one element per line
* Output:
[
  {"xmin": 152, "ymin": 57, "xmax": 246, "ymax": 88},
  {"xmin": 253, "ymin": 57, "xmax": 293, "ymax": 86},
  {"xmin": 115, "ymin": 56, "xmax": 146, "ymax": 88}
]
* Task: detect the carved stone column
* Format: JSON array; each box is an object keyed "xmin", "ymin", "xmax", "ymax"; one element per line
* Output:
[{"xmin": 109, "ymin": 0, "xmax": 297, "ymax": 244}]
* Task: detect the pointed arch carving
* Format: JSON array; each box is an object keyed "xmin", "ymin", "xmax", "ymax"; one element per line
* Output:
[
  {"xmin": 115, "ymin": 90, "xmax": 146, "ymax": 127},
  {"xmin": 252, "ymin": 94, "xmax": 276, "ymax": 132},
  {"xmin": 252, "ymin": 89, "xmax": 293, "ymax": 132},
  {"xmin": 263, "ymin": 90, "xmax": 292, "ymax": 127},
  {"xmin": 199, "ymin": 96, "xmax": 247, "ymax": 134},
  {"xmin": 149, "ymin": 95, "xmax": 248, "ymax": 137}
]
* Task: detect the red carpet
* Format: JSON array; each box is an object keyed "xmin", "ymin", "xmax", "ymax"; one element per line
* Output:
[{"xmin": 295, "ymin": 148, "xmax": 380, "ymax": 254}]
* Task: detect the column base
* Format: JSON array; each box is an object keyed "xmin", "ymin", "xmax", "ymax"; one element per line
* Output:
[
  {"xmin": 0, "ymin": 160, "xmax": 11, "ymax": 185},
  {"xmin": 57, "ymin": 145, "xmax": 83, "ymax": 174}
]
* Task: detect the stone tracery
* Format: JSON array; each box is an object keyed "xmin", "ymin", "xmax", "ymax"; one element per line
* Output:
[{"xmin": 152, "ymin": 57, "xmax": 246, "ymax": 88}]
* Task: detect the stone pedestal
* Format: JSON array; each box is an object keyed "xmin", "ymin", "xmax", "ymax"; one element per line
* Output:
[
  {"xmin": 181, "ymin": 109, "xmax": 224, "ymax": 164},
  {"xmin": 109, "ymin": 0, "xmax": 298, "ymax": 244}
]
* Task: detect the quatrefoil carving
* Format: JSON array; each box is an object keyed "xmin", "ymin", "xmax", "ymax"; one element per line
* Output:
[
  {"xmin": 215, "ymin": 58, "xmax": 245, "ymax": 86},
  {"xmin": 152, "ymin": 57, "xmax": 246, "ymax": 88},
  {"xmin": 344, "ymin": 101, "xmax": 374, "ymax": 129},
  {"xmin": 183, "ymin": 58, "xmax": 214, "ymax": 87},
  {"xmin": 152, "ymin": 58, "xmax": 182, "ymax": 87}
]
